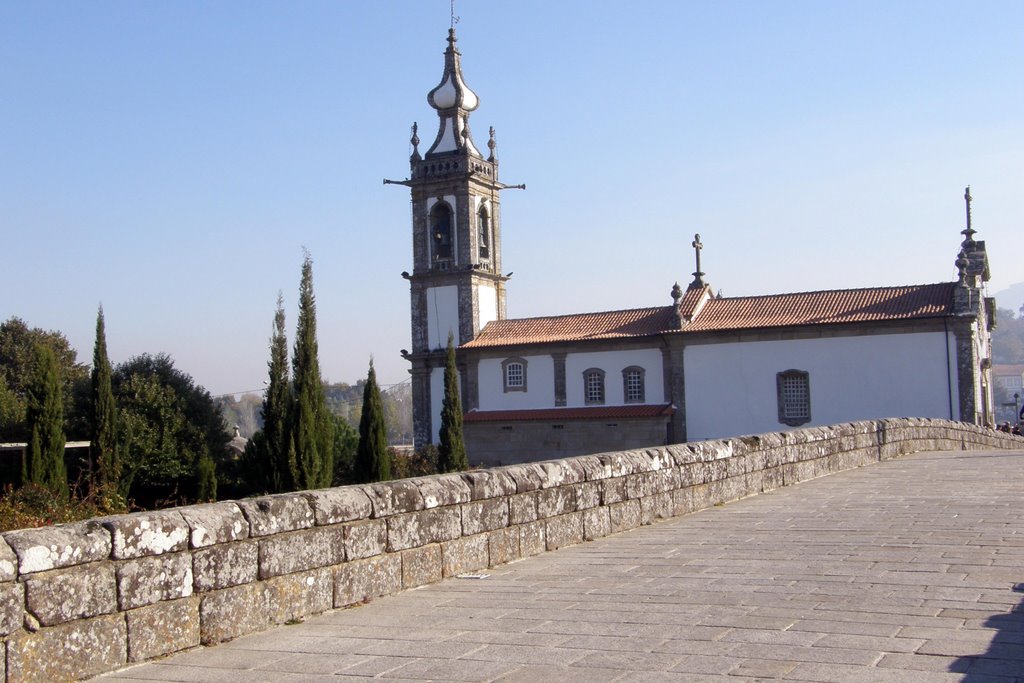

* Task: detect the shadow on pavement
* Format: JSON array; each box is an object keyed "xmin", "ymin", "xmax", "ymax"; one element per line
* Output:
[{"xmin": 951, "ymin": 588, "xmax": 1024, "ymax": 681}]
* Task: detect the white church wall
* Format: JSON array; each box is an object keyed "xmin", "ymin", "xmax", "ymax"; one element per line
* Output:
[
  {"xmin": 477, "ymin": 283, "xmax": 497, "ymax": 329},
  {"xmin": 565, "ymin": 349, "xmax": 665, "ymax": 408},
  {"xmin": 477, "ymin": 354, "xmax": 555, "ymax": 411},
  {"xmin": 425, "ymin": 285, "xmax": 459, "ymax": 349},
  {"xmin": 684, "ymin": 331, "xmax": 957, "ymax": 441}
]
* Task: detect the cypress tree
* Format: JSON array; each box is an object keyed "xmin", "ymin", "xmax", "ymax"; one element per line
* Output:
[
  {"xmin": 290, "ymin": 252, "xmax": 334, "ymax": 490},
  {"xmin": 197, "ymin": 451, "xmax": 217, "ymax": 502},
  {"xmin": 90, "ymin": 305, "xmax": 119, "ymax": 497},
  {"xmin": 355, "ymin": 360, "xmax": 390, "ymax": 482},
  {"xmin": 24, "ymin": 344, "xmax": 68, "ymax": 497},
  {"xmin": 262, "ymin": 293, "xmax": 292, "ymax": 492},
  {"xmin": 437, "ymin": 332, "xmax": 468, "ymax": 473}
]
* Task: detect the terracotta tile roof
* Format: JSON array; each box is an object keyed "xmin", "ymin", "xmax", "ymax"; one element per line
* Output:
[
  {"xmin": 683, "ymin": 282, "xmax": 957, "ymax": 332},
  {"xmin": 461, "ymin": 306, "xmax": 679, "ymax": 349},
  {"xmin": 463, "ymin": 404, "xmax": 675, "ymax": 423},
  {"xmin": 461, "ymin": 282, "xmax": 956, "ymax": 349}
]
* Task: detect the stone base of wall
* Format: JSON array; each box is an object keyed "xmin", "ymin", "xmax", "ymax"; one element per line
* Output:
[
  {"xmin": 466, "ymin": 415, "xmax": 670, "ymax": 467},
  {"xmin": 0, "ymin": 418, "xmax": 1021, "ymax": 682}
]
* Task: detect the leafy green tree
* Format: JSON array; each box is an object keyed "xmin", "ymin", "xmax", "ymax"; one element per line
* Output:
[
  {"xmin": 264, "ymin": 293, "xmax": 293, "ymax": 492},
  {"xmin": 89, "ymin": 306, "xmax": 119, "ymax": 497},
  {"xmin": 24, "ymin": 345, "xmax": 68, "ymax": 498},
  {"xmin": 197, "ymin": 452, "xmax": 217, "ymax": 502},
  {"xmin": 289, "ymin": 253, "xmax": 333, "ymax": 490},
  {"xmin": 437, "ymin": 332, "xmax": 468, "ymax": 473},
  {"xmin": 355, "ymin": 361, "xmax": 390, "ymax": 483}
]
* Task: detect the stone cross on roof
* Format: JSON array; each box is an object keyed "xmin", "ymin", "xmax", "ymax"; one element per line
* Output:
[
  {"xmin": 962, "ymin": 185, "xmax": 976, "ymax": 245},
  {"xmin": 690, "ymin": 234, "xmax": 706, "ymax": 288}
]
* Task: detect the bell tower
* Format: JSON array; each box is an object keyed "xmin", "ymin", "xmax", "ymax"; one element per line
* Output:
[{"xmin": 387, "ymin": 29, "xmax": 522, "ymax": 448}]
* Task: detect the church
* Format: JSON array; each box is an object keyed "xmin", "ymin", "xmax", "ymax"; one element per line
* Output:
[{"xmin": 390, "ymin": 30, "xmax": 996, "ymax": 466}]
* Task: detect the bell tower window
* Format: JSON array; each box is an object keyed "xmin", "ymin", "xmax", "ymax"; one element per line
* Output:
[
  {"xmin": 431, "ymin": 202, "xmax": 453, "ymax": 267},
  {"xmin": 478, "ymin": 206, "xmax": 490, "ymax": 261}
]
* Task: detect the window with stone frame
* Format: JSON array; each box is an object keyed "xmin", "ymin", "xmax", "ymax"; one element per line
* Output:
[
  {"xmin": 622, "ymin": 366, "xmax": 645, "ymax": 403},
  {"xmin": 584, "ymin": 368, "xmax": 606, "ymax": 405},
  {"xmin": 478, "ymin": 205, "xmax": 490, "ymax": 261},
  {"xmin": 430, "ymin": 201, "xmax": 453, "ymax": 264},
  {"xmin": 502, "ymin": 357, "xmax": 527, "ymax": 393},
  {"xmin": 777, "ymin": 369, "xmax": 811, "ymax": 426}
]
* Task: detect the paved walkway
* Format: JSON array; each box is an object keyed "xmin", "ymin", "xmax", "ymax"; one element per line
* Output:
[{"xmin": 101, "ymin": 450, "xmax": 1024, "ymax": 682}]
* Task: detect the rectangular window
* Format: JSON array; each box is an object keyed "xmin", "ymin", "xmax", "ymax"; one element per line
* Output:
[
  {"xmin": 506, "ymin": 363, "xmax": 523, "ymax": 387},
  {"xmin": 623, "ymin": 367, "xmax": 645, "ymax": 403},
  {"xmin": 777, "ymin": 370, "xmax": 811, "ymax": 426},
  {"xmin": 502, "ymin": 357, "xmax": 528, "ymax": 393},
  {"xmin": 584, "ymin": 369, "xmax": 605, "ymax": 405}
]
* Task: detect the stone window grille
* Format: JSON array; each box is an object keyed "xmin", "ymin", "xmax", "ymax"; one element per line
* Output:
[
  {"xmin": 777, "ymin": 369, "xmax": 811, "ymax": 426},
  {"xmin": 502, "ymin": 357, "xmax": 527, "ymax": 392},
  {"xmin": 584, "ymin": 368, "xmax": 606, "ymax": 405},
  {"xmin": 622, "ymin": 366, "xmax": 645, "ymax": 403}
]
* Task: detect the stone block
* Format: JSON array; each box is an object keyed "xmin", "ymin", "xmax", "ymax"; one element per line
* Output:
[
  {"xmin": 413, "ymin": 474, "xmax": 471, "ymax": 508},
  {"xmin": 258, "ymin": 526, "xmax": 344, "ymax": 579},
  {"xmin": 302, "ymin": 486, "xmax": 373, "ymax": 525},
  {"xmin": 4, "ymin": 520, "xmax": 111, "ymax": 574},
  {"xmin": 536, "ymin": 485, "xmax": 576, "ymax": 518},
  {"xmin": 574, "ymin": 481, "xmax": 601, "ymax": 509},
  {"xmin": 117, "ymin": 551, "xmax": 193, "ymax": 610},
  {"xmin": 0, "ymin": 581, "xmax": 24, "ymax": 635},
  {"xmin": 193, "ymin": 540, "xmax": 258, "ymax": 591},
  {"xmin": 178, "ymin": 502, "xmax": 249, "ymax": 548},
  {"xmin": 343, "ymin": 518, "xmax": 387, "ymax": 561},
  {"xmin": 519, "ymin": 520, "xmax": 546, "ymax": 557},
  {"xmin": 545, "ymin": 512, "xmax": 584, "ymax": 550},
  {"xmin": 126, "ymin": 596, "xmax": 199, "ymax": 662},
  {"xmin": 0, "ymin": 537, "xmax": 17, "ymax": 581},
  {"xmin": 199, "ymin": 582, "xmax": 269, "ymax": 645},
  {"xmin": 238, "ymin": 493, "xmax": 314, "ymax": 537},
  {"xmin": 569, "ymin": 455, "xmax": 606, "ymax": 482},
  {"xmin": 487, "ymin": 527, "xmax": 520, "ymax": 567},
  {"xmin": 509, "ymin": 491, "xmax": 538, "ymax": 524},
  {"xmin": 387, "ymin": 507, "xmax": 462, "ymax": 551},
  {"xmin": 536, "ymin": 459, "xmax": 586, "ymax": 487},
  {"xmin": 583, "ymin": 506, "xmax": 611, "ymax": 541},
  {"xmin": 25, "ymin": 562, "xmax": 116, "ymax": 626},
  {"xmin": 401, "ymin": 544, "xmax": 442, "ymax": 588},
  {"xmin": 502, "ymin": 463, "xmax": 545, "ymax": 492},
  {"xmin": 608, "ymin": 499, "xmax": 642, "ymax": 534},
  {"xmin": 334, "ymin": 553, "xmax": 402, "ymax": 607},
  {"xmin": 602, "ymin": 476, "xmax": 626, "ymax": 504},
  {"xmin": 461, "ymin": 498, "xmax": 509, "ymax": 535},
  {"xmin": 672, "ymin": 487, "xmax": 695, "ymax": 516},
  {"xmin": 7, "ymin": 612, "xmax": 126, "ymax": 683},
  {"xmin": 441, "ymin": 534, "xmax": 489, "ymax": 577},
  {"xmin": 361, "ymin": 480, "xmax": 424, "ymax": 517},
  {"xmin": 460, "ymin": 469, "xmax": 516, "ymax": 500},
  {"xmin": 102, "ymin": 510, "xmax": 189, "ymax": 559},
  {"xmin": 640, "ymin": 492, "xmax": 674, "ymax": 525},
  {"xmin": 265, "ymin": 567, "xmax": 332, "ymax": 625}
]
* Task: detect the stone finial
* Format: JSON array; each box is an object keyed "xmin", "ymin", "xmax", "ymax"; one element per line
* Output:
[
  {"xmin": 961, "ymin": 185, "xmax": 976, "ymax": 246},
  {"xmin": 410, "ymin": 122, "xmax": 421, "ymax": 161},
  {"xmin": 487, "ymin": 126, "xmax": 496, "ymax": 162},
  {"xmin": 955, "ymin": 250, "xmax": 970, "ymax": 286},
  {"xmin": 671, "ymin": 282, "xmax": 682, "ymax": 305}
]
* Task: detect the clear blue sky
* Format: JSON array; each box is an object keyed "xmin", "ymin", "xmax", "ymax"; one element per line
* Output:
[{"xmin": 2, "ymin": 1, "xmax": 1022, "ymax": 397}]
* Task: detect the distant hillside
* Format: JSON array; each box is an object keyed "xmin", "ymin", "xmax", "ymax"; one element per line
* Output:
[{"xmin": 994, "ymin": 282, "xmax": 1024, "ymax": 316}]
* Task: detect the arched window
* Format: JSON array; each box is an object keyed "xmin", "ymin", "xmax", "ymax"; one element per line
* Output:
[
  {"xmin": 583, "ymin": 368, "xmax": 605, "ymax": 405},
  {"xmin": 777, "ymin": 369, "xmax": 811, "ymax": 426},
  {"xmin": 622, "ymin": 366, "xmax": 645, "ymax": 404},
  {"xmin": 478, "ymin": 205, "xmax": 490, "ymax": 261},
  {"xmin": 502, "ymin": 357, "xmax": 527, "ymax": 392},
  {"xmin": 430, "ymin": 202, "xmax": 453, "ymax": 264}
]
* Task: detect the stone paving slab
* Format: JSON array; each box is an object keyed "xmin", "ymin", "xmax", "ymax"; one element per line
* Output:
[{"xmin": 99, "ymin": 449, "xmax": 1024, "ymax": 682}]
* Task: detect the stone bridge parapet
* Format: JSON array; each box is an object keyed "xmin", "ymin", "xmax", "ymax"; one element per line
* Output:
[{"xmin": 0, "ymin": 418, "xmax": 1021, "ymax": 682}]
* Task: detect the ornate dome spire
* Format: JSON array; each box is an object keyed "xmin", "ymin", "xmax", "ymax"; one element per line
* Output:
[{"xmin": 424, "ymin": 29, "xmax": 482, "ymax": 157}]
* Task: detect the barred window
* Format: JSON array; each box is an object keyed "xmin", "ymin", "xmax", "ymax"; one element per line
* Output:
[
  {"xmin": 622, "ymin": 366, "xmax": 645, "ymax": 404},
  {"xmin": 502, "ymin": 357, "xmax": 527, "ymax": 393},
  {"xmin": 777, "ymin": 370, "xmax": 811, "ymax": 426},
  {"xmin": 584, "ymin": 368, "xmax": 605, "ymax": 405}
]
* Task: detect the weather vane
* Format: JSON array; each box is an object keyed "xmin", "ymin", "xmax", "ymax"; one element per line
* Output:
[{"xmin": 450, "ymin": 0, "xmax": 460, "ymax": 29}]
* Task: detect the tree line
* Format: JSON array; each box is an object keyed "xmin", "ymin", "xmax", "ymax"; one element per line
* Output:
[{"xmin": 0, "ymin": 251, "xmax": 469, "ymax": 526}]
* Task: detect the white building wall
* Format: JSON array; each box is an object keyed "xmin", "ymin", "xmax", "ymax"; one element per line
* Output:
[
  {"xmin": 684, "ymin": 331, "xmax": 956, "ymax": 441},
  {"xmin": 477, "ymin": 283, "xmax": 497, "ymax": 330},
  {"xmin": 477, "ymin": 355, "xmax": 556, "ymax": 410},
  {"xmin": 425, "ymin": 285, "xmax": 459, "ymax": 349},
  {"xmin": 565, "ymin": 349, "xmax": 665, "ymax": 408}
]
